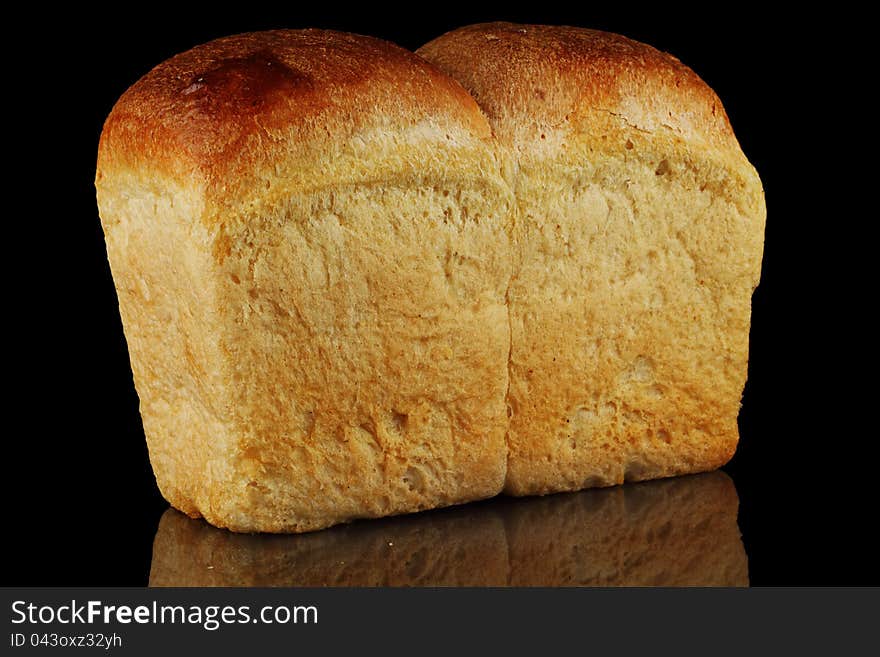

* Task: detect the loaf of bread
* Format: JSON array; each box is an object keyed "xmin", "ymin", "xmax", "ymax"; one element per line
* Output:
[
  {"xmin": 419, "ymin": 23, "xmax": 765, "ymax": 495},
  {"xmin": 149, "ymin": 472, "xmax": 746, "ymax": 586},
  {"xmin": 96, "ymin": 30, "xmax": 514, "ymax": 532},
  {"xmin": 98, "ymin": 26, "xmax": 764, "ymax": 533}
]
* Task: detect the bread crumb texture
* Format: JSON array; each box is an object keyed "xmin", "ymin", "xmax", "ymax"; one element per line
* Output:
[{"xmin": 97, "ymin": 26, "xmax": 765, "ymax": 532}]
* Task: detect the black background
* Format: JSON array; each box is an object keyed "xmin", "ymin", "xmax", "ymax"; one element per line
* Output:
[{"xmin": 8, "ymin": 5, "xmax": 872, "ymax": 585}]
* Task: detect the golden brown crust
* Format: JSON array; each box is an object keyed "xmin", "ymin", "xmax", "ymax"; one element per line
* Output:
[
  {"xmin": 98, "ymin": 29, "xmax": 491, "ymax": 186},
  {"xmin": 418, "ymin": 22, "xmax": 738, "ymax": 154}
]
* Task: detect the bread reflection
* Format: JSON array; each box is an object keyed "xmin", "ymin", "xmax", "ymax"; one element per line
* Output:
[
  {"xmin": 501, "ymin": 472, "xmax": 748, "ymax": 586},
  {"xmin": 150, "ymin": 501, "xmax": 509, "ymax": 586},
  {"xmin": 150, "ymin": 471, "xmax": 746, "ymax": 586}
]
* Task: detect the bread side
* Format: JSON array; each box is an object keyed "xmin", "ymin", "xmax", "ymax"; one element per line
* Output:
[
  {"xmin": 96, "ymin": 172, "xmax": 234, "ymax": 519},
  {"xmin": 97, "ymin": 30, "xmax": 514, "ymax": 531},
  {"xmin": 419, "ymin": 23, "xmax": 766, "ymax": 494}
]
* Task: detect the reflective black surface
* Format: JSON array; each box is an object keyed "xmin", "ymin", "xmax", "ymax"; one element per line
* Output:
[{"xmin": 149, "ymin": 473, "xmax": 746, "ymax": 587}]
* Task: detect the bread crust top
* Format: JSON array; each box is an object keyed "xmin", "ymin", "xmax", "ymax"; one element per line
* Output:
[
  {"xmin": 418, "ymin": 22, "xmax": 741, "ymax": 156},
  {"xmin": 97, "ymin": 29, "xmax": 493, "ymax": 186}
]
